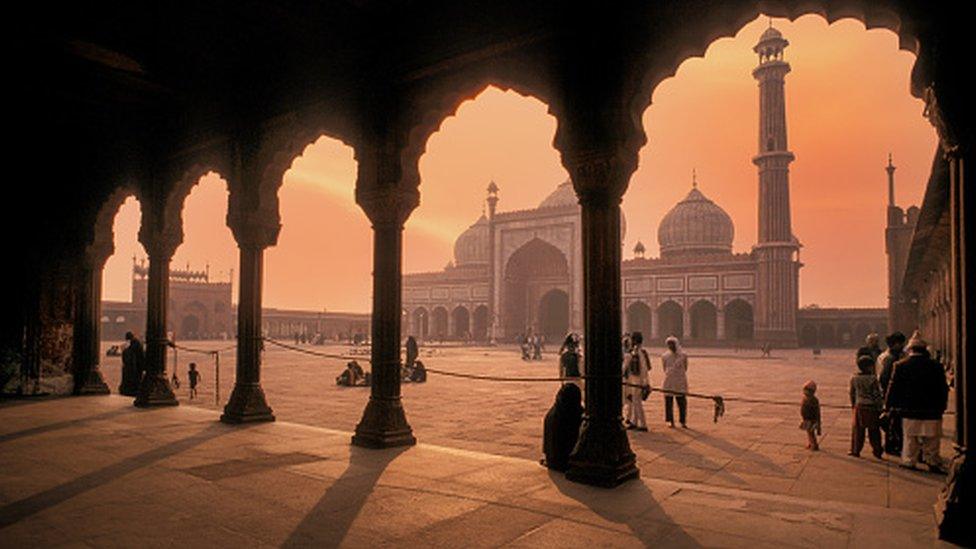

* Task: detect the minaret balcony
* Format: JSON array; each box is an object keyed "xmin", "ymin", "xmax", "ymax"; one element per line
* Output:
[{"xmin": 752, "ymin": 150, "xmax": 795, "ymax": 166}]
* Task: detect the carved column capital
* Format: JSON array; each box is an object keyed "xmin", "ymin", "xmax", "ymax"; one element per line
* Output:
[
  {"xmin": 138, "ymin": 227, "xmax": 182, "ymax": 261},
  {"xmin": 228, "ymin": 210, "xmax": 281, "ymax": 250},
  {"xmin": 561, "ymin": 147, "xmax": 638, "ymax": 206},
  {"xmin": 356, "ymin": 186, "xmax": 420, "ymax": 228}
]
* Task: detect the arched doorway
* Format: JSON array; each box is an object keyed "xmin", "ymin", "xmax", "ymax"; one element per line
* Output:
[
  {"xmin": 431, "ymin": 307, "xmax": 448, "ymax": 339},
  {"xmin": 800, "ymin": 325, "xmax": 818, "ymax": 347},
  {"xmin": 502, "ymin": 238, "xmax": 570, "ymax": 341},
  {"xmin": 725, "ymin": 299, "xmax": 754, "ymax": 342},
  {"xmin": 472, "ymin": 305, "xmax": 489, "ymax": 341},
  {"xmin": 690, "ymin": 300, "xmax": 717, "ymax": 340},
  {"xmin": 657, "ymin": 300, "xmax": 683, "ymax": 340},
  {"xmin": 538, "ymin": 289, "xmax": 569, "ymax": 342},
  {"xmin": 626, "ymin": 301, "xmax": 653, "ymax": 339},
  {"xmin": 452, "ymin": 306, "xmax": 470, "ymax": 340},
  {"xmin": 838, "ymin": 323, "xmax": 853, "ymax": 345},
  {"xmin": 819, "ymin": 324, "xmax": 836, "ymax": 347},
  {"xmin": 181, "ymin": 315, "xmax": 201, "ymax": 340},
  {"xmin": 412, "ymin": 308, "xmax": 429, "ymax": 338}
]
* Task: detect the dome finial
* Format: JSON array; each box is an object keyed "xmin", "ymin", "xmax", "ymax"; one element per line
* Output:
[{"xmin": 692, "ymin": 168, "xmax": 698, "ymax": 189}]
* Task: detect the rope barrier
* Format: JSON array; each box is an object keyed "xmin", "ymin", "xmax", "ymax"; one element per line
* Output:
[{"xmin": 261, "ymin": 337, "xmax": 359, "ymax": 361}]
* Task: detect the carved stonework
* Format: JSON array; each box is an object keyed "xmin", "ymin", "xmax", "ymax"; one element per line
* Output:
[
  {"xmin": 562, "ymin": 148, "xmax": 637, "ymax": 206},
  {"xmin": 356, "ymin": 186, "xmax": 420, "ymax": 228},
  {"xmin": 228, "ymin": 210, "xmax": 282, "ymax": 249}
]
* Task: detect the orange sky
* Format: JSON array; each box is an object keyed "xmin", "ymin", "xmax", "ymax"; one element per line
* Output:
[{"xmin": 103, "ymin": 15, "xmax": 936, "ymax": 312}]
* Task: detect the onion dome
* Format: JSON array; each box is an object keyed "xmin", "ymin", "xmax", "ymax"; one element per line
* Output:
[
  {"xmin": 538, "ymin": 180, "xmax": 578, "ymax": 209},
  {"xmin": 453, "ymin": 214, "xmax": 489, "ymax": 266},
  {"xmin": 754, "ymin": 23, "xmax": 789, "ymax": 55},
  {"xmin": 658, "ymin": 187, "xmax": 734, "ymax": 258}
]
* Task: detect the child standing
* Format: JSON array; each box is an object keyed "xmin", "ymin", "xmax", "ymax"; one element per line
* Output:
[
  {"xmin": 188, "ymin": 362, "xmax": 200, "ymax": 400},
  {"xmin": 849, "ymin": 354, "xmax": 885, "ymax": 458},
  {"xmin": 799, "ymin": 380, "xmax": 821, "ymax": 450}
]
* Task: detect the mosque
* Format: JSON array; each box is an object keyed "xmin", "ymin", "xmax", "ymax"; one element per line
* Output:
[{"xmin": 404, "ymin": 25, "xmax": 802, "ymax": 346}]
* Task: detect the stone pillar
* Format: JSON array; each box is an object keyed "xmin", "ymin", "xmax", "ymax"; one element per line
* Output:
[
  {"xmin": 937, "ymin": 146, "xmax": 974, "ymax": 543},
  {"xmin": 651, "ymin": 306, "xmax": 659, "ymax": 339},
  {"xmin": 221, "ymin": 216, "xmax": 279, "ymax": 423},
  {"xmin": 351, "ymin": 182, "xmax": 417, "ymax": 448},
  {"xmin": 717, "ymin": 307, "xmax": 726, "ymax": 341},
  {"xmin": 134, "ymin": 231, "xmax": 179, "ymax": 407},
  {"xmin": 72, "ymin": 242, "xmax": 113, "ymax": 395},
  {"xmin": 682, "ymin": 304, "xmax": 692, "ymax": 340},
  {"xmin": 562, "ymin": 148, "xmax": 638, "ymax": 487}
]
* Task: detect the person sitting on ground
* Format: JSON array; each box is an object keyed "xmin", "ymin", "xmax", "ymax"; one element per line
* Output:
[
  {"xmin": 885, "ymin": 331, "xmax": 949, "ymax": 473},
  {"xmin": 877, "ymin": 331, "xmax": 907, "ymax": 455},
  {"xmin": 799, "ymin": 380, "xmax": 821, "ymax": 451},
  {"xmin": 409, "ymin": 360, "xmax": 427, "ymax": 383},
  {"xmin": 857, "ymin": 333, "xmax": 883, "ymax": 368},
  {"xmin": 187, "ymin": 362, "xmax": 201, "ymax": 400},
  {"xmin": 662, "ymin": 336, "xmax": 689, "ymax": 429},
  {"xmin": 623, "ymin": 331, "xmax": 651, "ymax": 432},
  {"xmin": 849, "ymin": 355, "xmax": 884, "ymax": 459},
  {"xmin": 541, "ymin": 383, "xmax": 583, "ymax": 472},
  {"xmin": 336, "ymin": 360, "xmax": 366, "ymax": 387}
]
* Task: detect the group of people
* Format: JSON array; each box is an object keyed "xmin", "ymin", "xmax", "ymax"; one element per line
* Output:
[
  {"xmin": 799, "ymin": 330, "xmax": 950, "ymax": 474},
  {"xmin": 518, "ymin": 331, "xmax": 545, "ymax": 361},
  {"xmin": 118, "ymin": 331, "xmax": 200, "ymax": 398},
  {"xmin": 543, "ymin": 331, "xmax": 693, "ymax": 471}
]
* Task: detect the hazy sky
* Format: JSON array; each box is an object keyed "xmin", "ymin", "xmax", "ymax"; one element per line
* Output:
[{"xmin": 103, "ymin": 15, "xmax": 936, "ymax": 312}]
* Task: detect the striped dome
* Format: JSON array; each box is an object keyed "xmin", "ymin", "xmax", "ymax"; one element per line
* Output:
[{"xmin": 658, "ymin": 187, "xmax": 734, "ymax": 258}]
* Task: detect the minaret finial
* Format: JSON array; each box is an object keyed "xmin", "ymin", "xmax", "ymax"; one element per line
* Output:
[
  {"xmin": 768, "ymin": 17, "xmax": 773, "ymax": 28},
  {"xmin": 692, "ymin": 168, "xmax": 698, "ymax": 189}
]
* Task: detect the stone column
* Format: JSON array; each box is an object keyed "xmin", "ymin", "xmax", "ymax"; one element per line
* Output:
[
  {"xmin": 72, "ymin": 243, "xmax": 113, "ymax": 395},
  {"xmin": 716, "ymin": 307, "xmax": 726, "ymax": 341},
  {"xmin": 651, "ymin": 306, "xmax": 659, "ymax": 339},
  {"xmin": 352, "ymin": 184, "xmax": 417, "ymax": 448},
  {"xmin": 221, "ymin": 216, "xmax": 279, "ymax": 423},
  {"xmin": 563, "ymin": 148, "xmax": 638, "ymax": 487},
  {"xmin": 682, "ymin": 303, "xmax": 692, "ymax": 340},
  {"xmin": 134, "ymin": 231, "xmax": 179, "ymax": 407}
]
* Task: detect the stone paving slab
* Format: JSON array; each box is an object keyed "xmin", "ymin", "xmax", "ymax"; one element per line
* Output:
[{"xmin": 0, "ymin": 396, "xmax": 959, "ymax": 548}]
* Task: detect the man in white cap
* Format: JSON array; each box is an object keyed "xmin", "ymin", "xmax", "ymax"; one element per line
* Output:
[{"xmin": 884, "ymin": 330, "xmax": 949, "ymax": 473}]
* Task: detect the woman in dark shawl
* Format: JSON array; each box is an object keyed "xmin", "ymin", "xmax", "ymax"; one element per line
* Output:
[{"xmin": 541, "ymin": 383, "xmax": 583, "ymax": 472}]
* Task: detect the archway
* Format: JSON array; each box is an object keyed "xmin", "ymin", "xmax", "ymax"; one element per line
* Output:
[
  {"xmin": 626, "ymin": 301, "xmax": 653, "ymax": 339},
  {"xmin": 657, "ymin": 300, "xmax": 683, "ymax": 340},
  {"xmin": 838, "ymin": 323, "xmax": 853, "ymax": 345},
  {"xmin": 472, "ymin": 305, "xmax": 489, "ymax": 341},
  {"xmin": 180, "ymin": 315, "xmax": 201, "ymax": 340},
  {"xmin": 412, "ymin": 307, "xmax": 429, "ymax": 338},
  {"xmin": 451, "ymin": 306, "xmax": 471, "ymax": 340},
  {"xmin": 724, "ymin": 299, "xmax": 754, "ymax": 341},
  {"xmin": 819, "ymin": 324, "xmax": 836, "ymax": 347},
  {"xmin": 502, "ymin": 238, "xmax": 569, "ymax": 341},
  {"xmin": 538, "ymin": 289, "xmax": 570, "ymax": 342},
  {"xmin": 690, "ymin": 300, "xmax": 717, "ymax": 341},
  {"xmin": 800, "ymin": 325, "xmax": 818, "ymax": 347},
  {"xmin": 431, "ymin": 307, "xmax": 448, "ymax": 339}
]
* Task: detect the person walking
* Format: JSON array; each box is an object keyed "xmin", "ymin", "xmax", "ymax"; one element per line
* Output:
[
  {"xmin": 885, "ymin": 331, "xmax": 949, "ymax": 473},
  {"xmin": 849, "ymin": 355, "xmax": 884, "ymax": 458},
  {"xmin": 187, "ymin": 362, "xmax": 201, "ymax": 400},
  {"xmin": 877, "ymin": 331, "xmax": 907, "ymax": 455},
  {"xmin": 661, "ymin": 336, "xmax": 689, "ymax": 428},
  {"xmin": 623, "ymin": 332, "xmax": 651, "ymax": 431},
  {"xmin": 119, "ymin": 331, "xmax": 145, "ymax": 396}
]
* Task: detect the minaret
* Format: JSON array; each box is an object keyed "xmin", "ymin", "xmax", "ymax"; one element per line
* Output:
[
  {"xmin": 486, "ymin": 181, "xmax": 499, "ymax": 343},
  {"xmin": 883, "ymin": 154, "xmax": 917, "ymax": 333},
  {"xmin": 752, "ymin": 23, "xmax": 800, "ymax": 347}
]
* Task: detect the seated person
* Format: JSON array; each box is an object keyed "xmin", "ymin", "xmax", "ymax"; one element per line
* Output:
[{"xmin": 541, "ymin": 383, "xmax": 583, "ymax": 472}]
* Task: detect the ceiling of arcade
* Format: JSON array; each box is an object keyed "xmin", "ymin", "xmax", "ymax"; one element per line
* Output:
[{"xmin": 15, "ymin": 0, "xmax": 961, "ymax": 259}]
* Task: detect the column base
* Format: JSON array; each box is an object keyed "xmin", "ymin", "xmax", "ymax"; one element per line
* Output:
[
  {"xmin": 566, "ymin": 416, "xmax": 639, "ymax": 488},
  {"xmin": 935, "ymin": 446, "xmax": 975, "ymax": 546},
  {"xmin": 221, "ymin": 382, "xmax": 275, "ymax": 424},
  {"xmin": 352, "ymin": 396, "xmax": 416, "ymax": 449},
  {"xmin": 74, "ymin": 368, "xmax": 111, "ymax": 395},
  {"xmin": 134, "ymin": 374, "xmax": 179, "ymax": 407}
]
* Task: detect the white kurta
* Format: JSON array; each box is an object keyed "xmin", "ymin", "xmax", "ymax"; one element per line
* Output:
[
  {"xmin": 661, "ymin": 349, "xmax": 688, "ymax": 394},
  {"xmin": 623, "ymin": 348, "xmax": 650, "ymax": 428}
]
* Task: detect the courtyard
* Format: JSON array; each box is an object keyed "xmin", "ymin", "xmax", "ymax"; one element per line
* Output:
[{"xmin": 95, "ymin": 342, "xmax": 954, "ymax": 509}]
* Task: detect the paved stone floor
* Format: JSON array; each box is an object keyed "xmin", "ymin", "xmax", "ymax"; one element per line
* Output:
[{"xmin": 0, "ymin": 344, "xmax": 957, "ymax": 547}]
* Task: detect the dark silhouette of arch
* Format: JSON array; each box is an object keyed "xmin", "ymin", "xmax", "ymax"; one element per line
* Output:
[
  {"xmin": 657, "ymin": 301, "xmax": 683, "ymax": 340},
  {"xmin": 451, "ymin": 306, "xmax": 471, "ymax": 339},
  {"xmin": 472, "ymin": 305, "xmax": 489, "ymax": 341},
  {"xmin": 626, "ymin": 301, "xmax": 652, "ymax": 338},
  {"xmin": 431, "ymin": 307, "xmax": 448, "ymax": 339},
  {"xmin": 724, "ymin": 299, "xmax": 754, "ymax": 341},
  {"xmin": 538, "ymin": 289, "xmax": 570, "ymax": 342},
  {"xmin": 690, "ymin": 300, "xmax": 718, "ymax": 340}
]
